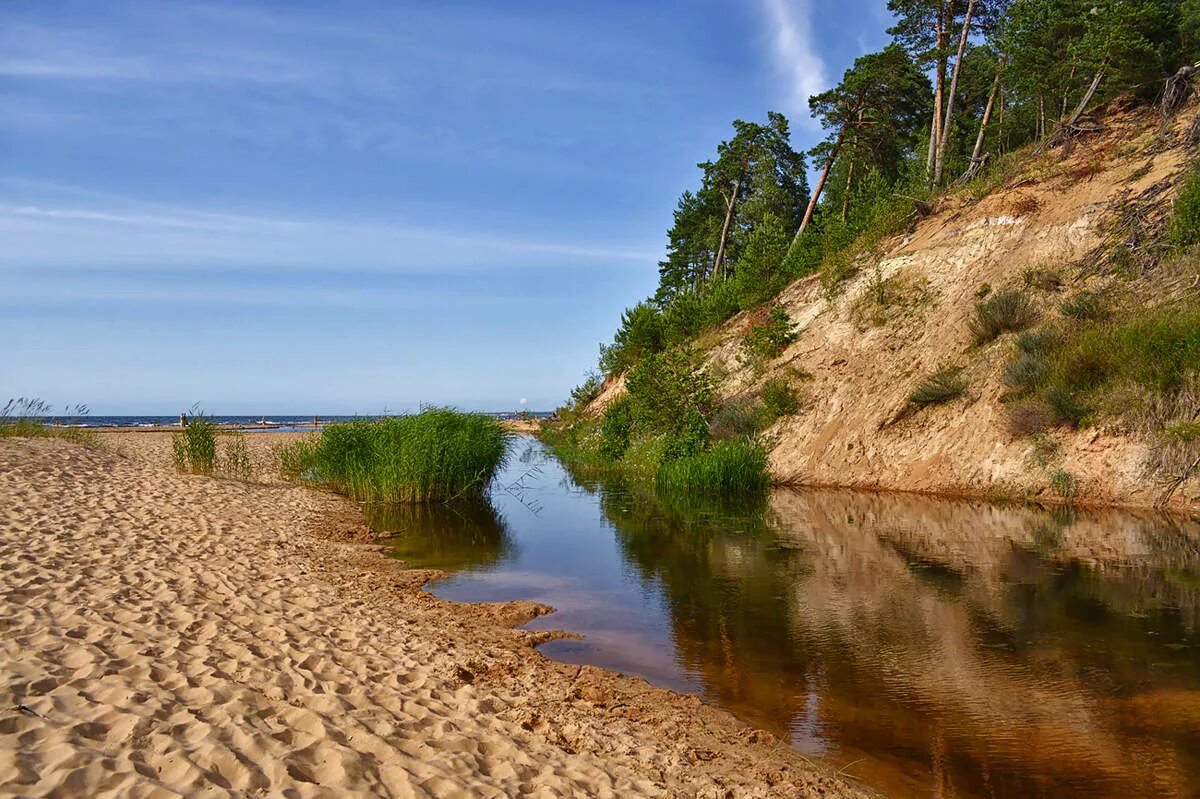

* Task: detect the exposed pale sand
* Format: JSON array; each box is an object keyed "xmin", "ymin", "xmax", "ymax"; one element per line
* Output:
[{"xmin": 0, "ymin": 434, "xmax": 866, "ymax": 798}]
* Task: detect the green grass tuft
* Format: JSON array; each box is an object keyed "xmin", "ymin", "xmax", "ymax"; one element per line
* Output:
[
  {"xmin": 969, "ymin": 288, "xmax": 1038, "ymax": 344},
  {"xmin": 0, "ymin": 398, "xmax": 100, "ymax": 447},
  {"xmin": 286, "ymin": 408, "xmax": 510, "ymax": 503},
  {"xmin": 1169, "ymin": 166, "xmax": 1200, "ymax": 247},
  {"xmin": 1060, "ymin": 290, "xmax": 1110, "ymax": 321},
  {"xmin": 908, "ymin": 365, "xmax": 966, "ymax": 408},
  {"xmin": 172, "ymin": 413, "xmax": 217, "ymax": 474},
  {"xmin": 654, "ymin": 439, "xmax": 769, "ymax": 495}
]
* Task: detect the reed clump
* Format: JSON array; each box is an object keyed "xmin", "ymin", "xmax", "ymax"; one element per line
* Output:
[
  {"xmin": 654, "ymin": 439, "xmax": 769, "ymax": 495},
  {"xmin": 285, "ymin": 408, "xmax": 510, "ymax": 503},
  {"xmin": 0, "ymin": 398, "xmax": 99, "ymax": 447},
  {"xmin": 172, "ymin": 413, "xmax": 217, "ymax": 474}
]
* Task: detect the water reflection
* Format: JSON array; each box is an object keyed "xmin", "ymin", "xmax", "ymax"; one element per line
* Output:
[
  {"xmin": 367, "ymin": 439, "xmax": 1200, "ymax": 798},
  {"xmin": 365, "ymin": 500, "xmax": 514, "ymax": 572}
]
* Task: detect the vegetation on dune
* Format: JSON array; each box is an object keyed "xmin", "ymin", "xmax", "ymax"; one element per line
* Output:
[
  {"xmin": 969, "ymin": 288, "xmax": 1038, "ymax": 344},
  {"xmin": 170, "ymin": 411, "xmax": 256, "ymax": 480},
  {"xmin": 172, "ymin": 413, "xmax": 218, "ymax": 475},
  {"xmin": 544, "ymin": 347, "xmax": 772, "ymax": 495},
  {"xmin": 909, "ymin": 365, "xmax": 967, "ymax": 409},
  {"xmin": 741, "ymin": 305, "xmax": 799, "ymax": 371},
  {"xmin": 655, "ymin": 439, "xmax": 770, "ymax": 495},
  {"xmin": 589, "ymin": 0, "xmax": 1200, "ymax": 390},
  {"xmin": 279, "ymin": 408, "xmax": 510, "ymax": 503},
  {"xmin": 1170, "ymin": 165, "xmax": 1200, "ymax": 247},
  {"xmin": 0, "ymin": 398, "xmax": 100, "ymax": 447},
  {"xmin": 1001, "ymin": 201, "xmax": 1200, "ymax": 498},
  {"xmin": 554, "ymin": 1, "xmax": 1200, "ymax": 497}
]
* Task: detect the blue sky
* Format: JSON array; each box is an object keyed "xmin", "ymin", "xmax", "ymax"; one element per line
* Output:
[{"xmin": 1, "ymin": 0, "xmax": 891, "ymax": 414}]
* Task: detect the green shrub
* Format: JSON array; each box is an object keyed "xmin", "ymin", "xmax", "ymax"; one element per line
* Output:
[
  {"xmin": 908, "ymin": 366, "xmax": 966, "ymax": 408},
  {"xmin": 709, "ymin": 396, "xmax": 764, "ymax": 440},
  {"xmin": 1043, "ymin": 384, "xmax": 1089, "ymax": 426},
  {"xmin": 760, "ymin": 376, "xmax": 800, "ymax": 420},
  {"xmin": 969, "ymin": 289, "xmax": 1037, "ymax": 344},
  {"xmin": 1060, "ymin": 290, "xmax": 1109, "ymax": 321},
  {"xmin": 1052, "ymin": 307, "xmax": 1200, "ymax": 393},
  {"xmin": 1049, "ymin": 469, "xmax": 1076, "ymax": 498},
  {"xmin": 598, "ymin": 396, "xmax": 635, "ymax": 460},
  {"xmin": 655, "ymin": 439, "xmax": 769, "ymax": 495},
  {"xmin": 699, "ymin": 278, "xmax": 742, "ymax": 327},
  {"xmin": 626, "ymin": 347, "xmax": 715, "ymax": 434},
  {"xmin": 294, "ymin": 408, "xmax": 510, "ymax": 503},
  {"xmin": 599, "ymin": 301, "xmax": 665, "ymax": 375},
  {"xmin": 734, "ymin": 214, "xmax": 792, "ymax": 307},
  {"xmin": 1169, "ymin": 167, "xmax": 1200, "ymax": 246},
  {"xmin": 741, "ymin": 304, "xmax": 798, "ymax": 362},
  {"xmin": 660, "ymin": 411, "xmax": 711, "ymax": 461},
  {"xmin": 1004, "ymin": 331, "xmax": 1054, "ymax": 389},
  {"xmin": 172, "ymin": 413, "xmax": 217, "ymax": 474},
  {"xmin": 621, "ymin": 433, "xmax": 670, "ymax": 477},
  {"xmin": 1004, "ymin": 352, "xmax": 1047, "ymax": 389}
]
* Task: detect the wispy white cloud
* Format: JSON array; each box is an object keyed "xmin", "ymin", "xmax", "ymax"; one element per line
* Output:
[
  {"xmin": 760, "ymin": 0, "xmax": 829, "ymax": 127},
  {"xmin": 0, "ymin": 186, "xmax": 657, "ymax": 271}
]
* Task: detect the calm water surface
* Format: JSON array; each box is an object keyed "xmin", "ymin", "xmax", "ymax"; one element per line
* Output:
[{"xmin": 366, "ymin": 438, "xmax": 1200, "ymax": 798}]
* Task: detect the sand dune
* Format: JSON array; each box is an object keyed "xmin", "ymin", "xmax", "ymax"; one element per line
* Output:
[{"xmin": 0, "ymin": 436, "xmax": 864, "ymax": 798}]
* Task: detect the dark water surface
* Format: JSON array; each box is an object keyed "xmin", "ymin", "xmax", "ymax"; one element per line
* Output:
[{"xmin": 367, "ymin": 438, "xmax": 1200, "ymax": 798}]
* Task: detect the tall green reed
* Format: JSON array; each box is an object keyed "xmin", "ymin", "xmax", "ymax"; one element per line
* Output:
[{"xmin": 285, "ymin": 407, "xmax": 510, "ymax": 503}]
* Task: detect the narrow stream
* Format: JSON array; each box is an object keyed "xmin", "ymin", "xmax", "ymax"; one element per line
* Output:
[{"xmin": 366, "ymin": 437, "xmax": 1200, "ymax": 798}]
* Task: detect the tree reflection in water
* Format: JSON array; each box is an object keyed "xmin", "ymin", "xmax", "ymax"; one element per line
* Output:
[
  {"xmin": 371, "ymin": 440, "xmax": 1200, "ymax": 799},
  {"xmin": 366, "ymin": 499, "xmax": 513, "ymax": 572}
]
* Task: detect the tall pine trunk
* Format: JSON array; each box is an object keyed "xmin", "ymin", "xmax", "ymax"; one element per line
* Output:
[
  {"xmin": 934, "ymin": 0, "xmax": 976, "ymax": 185},
  {"xmin": 925, "ymin": 4, "xmax": 947, "ymax": 176},
  {"xmin": 959, "ymin": 54, "xmax": 1005, "ymax": 184},
  {"xmin": 791, "ymin": 128, "xmax": 844, "ymax": 243},
  {"xmin": 712, "ymin": 178, "xmax": 741, "ymax": 281}
]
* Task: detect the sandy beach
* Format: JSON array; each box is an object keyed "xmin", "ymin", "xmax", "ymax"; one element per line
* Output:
[{"xmin": 0, "ymin": 433, "xmax": 865, "ymax": 798}]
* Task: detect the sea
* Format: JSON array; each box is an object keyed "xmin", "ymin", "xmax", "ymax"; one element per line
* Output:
[{"xmin": 37, "ymin": 412, "xmax": 552, "ymax": 431}]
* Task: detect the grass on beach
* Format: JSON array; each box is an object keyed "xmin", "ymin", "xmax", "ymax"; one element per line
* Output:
[
  {"xmin": 0, "ymin": 398, "xmax": 100, "ymax": 447},
  {"xmin": 279, "ymin": 407, "xmax": 510, "ymax": 503},
  {"xmin": 173, "ymin": 413, "xmax": 218, "ymax": 474}
]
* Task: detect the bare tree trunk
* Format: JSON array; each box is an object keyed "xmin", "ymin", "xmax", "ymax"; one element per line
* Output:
[
  {"xmin": 1064, "ymin": 69, "xmax": 1105, "ymax": 130},
  {"xmin": 791, "ymin": 128, "xmax": 844, "ymax": 243},
  {"xmin": 958, "ymin": 54, "xmax": 1005, "ymax": 184},
  {"xmin": 934, "ymin": 0, "xmax": 976, "ymax": 185},
  {"xmin": 712, "ymin": 179, "xmax": 740, "ymax": 281},
  {"xmin": 926, "ymin": 4, "xmax": 947, "ymax": 176}
]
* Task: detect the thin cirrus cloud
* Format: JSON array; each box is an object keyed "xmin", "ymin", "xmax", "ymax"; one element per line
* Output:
[
  {"xmin": 760, "ymin": 0, "xmax": 830, "ymax": 126},
  {"xmin": 0, "ymin": 191, "xmax": 659, "ymax": 272}
]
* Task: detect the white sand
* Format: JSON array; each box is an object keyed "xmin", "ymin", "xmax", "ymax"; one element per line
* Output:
[{"xmin": 0, "ymin": 436, "xmax": 866, "ymax": 798}]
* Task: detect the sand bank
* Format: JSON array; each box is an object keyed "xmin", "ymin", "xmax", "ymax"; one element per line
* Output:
[{"xmin": 0, "ymin": 434, "xmax": 866, "ymax": 798}]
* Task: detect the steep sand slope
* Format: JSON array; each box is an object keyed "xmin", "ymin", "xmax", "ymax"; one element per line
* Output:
[
  {"xmin": 0, "ymin": 436, "xmax": 866, "ymax": 798},
  {"xmin": 595, "ymin": 104, "xmax": 1200, "ymax": 512}
]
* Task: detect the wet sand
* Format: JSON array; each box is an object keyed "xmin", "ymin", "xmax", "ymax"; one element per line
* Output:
[{"xmin": 0, "ymin": 433, "xmax": 866, "ymax": 798}]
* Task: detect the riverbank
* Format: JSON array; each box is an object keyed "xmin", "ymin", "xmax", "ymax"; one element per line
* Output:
[{"xmin": 0, "ymin": 433, "xmax": 866, "ymax": 797}]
